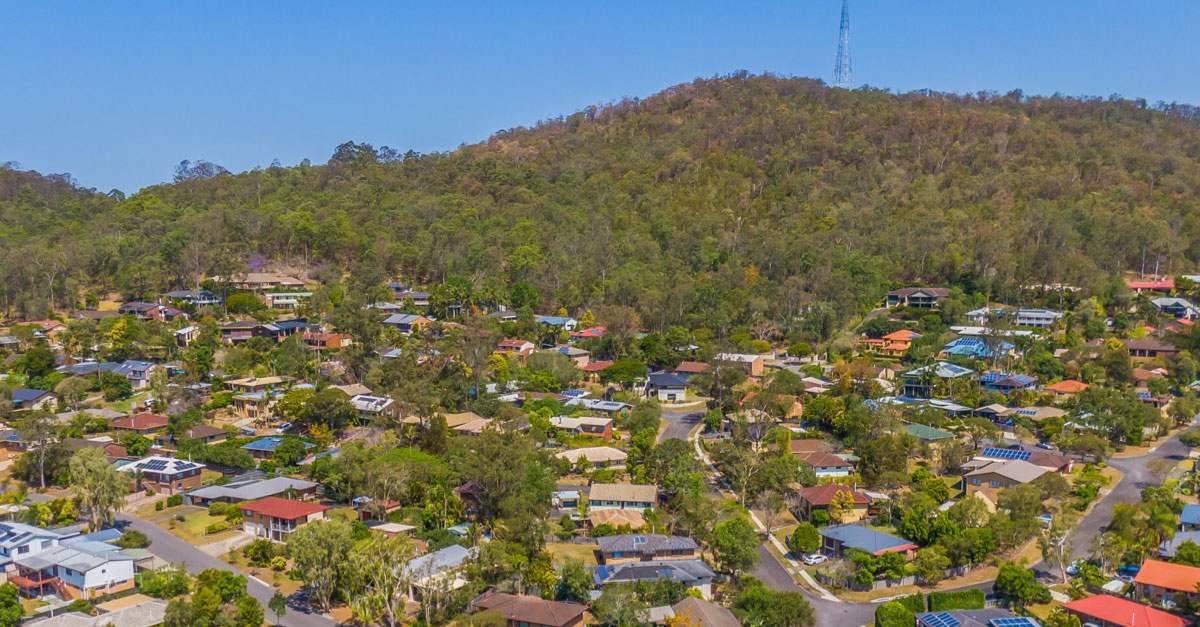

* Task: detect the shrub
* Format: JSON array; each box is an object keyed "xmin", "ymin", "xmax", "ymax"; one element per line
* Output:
[
  {"xmin": 62, "ymin": 599, "xmax": 93, "ymax": 614},
  {"xmin": 205, "ymin": 523, "xmax": 227, "ymax": 535},
  {"xmin": 166, "ymin": 495, "xmax": 183, "ymax": 507},
  {"xmin": 811, "ymin": 510, "xmax": 829, "ymax": 527},
  {"xmin": 875, "ymin": 602, "xmax": 914, "ymax": 627},
  {"xmin": 208, "ymin": 502, "xmax": 228, "ymax": 516},
  {"xmin": 243, "ymin": 539, "xmax": 277, "ymax": 566},
  {"xmin": 155, "ymin": 501, "xmax": 164, "ymax": 512},
  {"xmin": 270, "ymin": 555, "xmax": 287, "ymax": 571},
  {"xmin": 115, "ymin": 530, "xmax": 151, "ymax": 549},
  {"xmin": 175, "ymin": 515, "xmax": 185, "ymax": 522},
  {"xmin": 928, "ymin": 589, "xmax": 985, "ymax": 612},
  {"xmin": 896, "ymin": 593, "xmax": 926, "ymax": 613},
  {"xmin": 790, "ymin": 523, "xmax": 820, "ymax": 554},
  {"xmin": 145, "ymin": 488, "xmax": 155, "ymax": 496}
]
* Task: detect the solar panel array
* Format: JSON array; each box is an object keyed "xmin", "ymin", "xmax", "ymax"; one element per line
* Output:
[
  {"xmin": 1016, "ymin": 409, "xmax": 1036, "ymax": 416},
  {"xmin": 922, "ymin": 613, "xmax": 961, "ymax": 627},
  {"xmin": 980, "ymin": 447, "xmax": 1031, "ymax": 461},
  {"xmin": 142, "ymin": 459, "xmax": 168, "ymax": 472},
  {"xmin": 990, "ymin": 618, "xmax": 1040, "ymax": 627}
]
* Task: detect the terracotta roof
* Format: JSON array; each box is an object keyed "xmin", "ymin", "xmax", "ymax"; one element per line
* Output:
[
  {"xmin": 1044, "ymin": 380, "xmax": 1088, "ymax": 393},
  {"xmin": 1127, "ymin": 279, "xmax": 1175, "ymax": 290},
  {"xmin": 1063, "ymin": 594, "xmax": 1191, "ymax": 627},
  {"xmin": 672, "ymin": 597, "xmax": 740, "ymax": 627},
  {"xmin": 794, "ymin": 452, "xmax": 851, "ymax": 468},
  {"xmin": 111, "ymin": 413, "xmax": 169, "ymax": 430},
  {"xmin": 674, "ymin": 361, "xmax": 710, "ymax": 374},
  {"xmin": 882, "ymin": 329, "xmax": 920, "ymax": 342},
  {"xmin": 789, "ymin": 439, "xmax": 823, "ymax": 454},
  {"xmin": 237, "ymin": 497, "xmax": 330, "ymax": 520},
  {"xmin": 589, "ymin": 482, "xmax": 657, "ymax": 504},
  {"xmin": 579, "ymin": 360, "xmax": 614, "ymax": 372},
  {"xmin": 799, "ymin": 484, "xmax": 869, "ymax": 506},
  {"xmin": 1135, "ymin": 559, "xmax": 1200, "ymax": 593},
  {"xmin": 474, "ymin": 593, "xmax": 586, "ymax": 627}
]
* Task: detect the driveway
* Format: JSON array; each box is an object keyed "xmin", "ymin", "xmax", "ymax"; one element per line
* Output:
[
  {"xmin": 115, "ymin": 514, "xmax": 336, "ymax": 627},
  {"xmin": 660, "ymin": 409, "xmax": 702, "ymax": 443}
]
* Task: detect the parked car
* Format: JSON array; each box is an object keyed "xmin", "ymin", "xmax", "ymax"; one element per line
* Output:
[
  {"xmin": 276, "ymin": 422, "xmax": 292, "ymax": 433},
  {"xmin": 1036, "ymin": 441, "xmax": 1056, "ymax": 450},
  {"xmin": 1066, "ymin": 561, "xmax": 1080, "ymax": 576},
  {"xmin": 803, "ymin": 553, "xmax": 828, "ymax": 566}
]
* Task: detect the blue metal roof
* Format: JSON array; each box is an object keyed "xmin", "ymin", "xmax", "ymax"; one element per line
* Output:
[
  {"xmin": 1182, "ymin": 504, "xmax": 1200, "ymax": 526},
  {"xmin": 819, "ymin": 524, "xmax": 915, "ymax": 553}
]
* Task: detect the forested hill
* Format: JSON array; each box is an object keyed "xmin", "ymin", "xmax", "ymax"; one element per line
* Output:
[{"xmin": 5, "ymin": 73, "xmax": 1200, "ymax": 338}]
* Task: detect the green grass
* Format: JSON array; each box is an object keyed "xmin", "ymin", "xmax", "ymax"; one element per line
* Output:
[
  {"xmin": 546, "ymin": 542, "xmax": 598, "ymax": 566},
  {"xmin": 103, "ymin": 392, "xmax": 147, "ymax": 413},
  {"xmin": 159, "ymin": 506, "xmax": 240, "ymax": 545}
]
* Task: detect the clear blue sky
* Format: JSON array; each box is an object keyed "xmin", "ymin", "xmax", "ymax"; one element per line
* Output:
[{"xmin": 3, "ymin": 1, "xmax": 1199, "ymax": 193}]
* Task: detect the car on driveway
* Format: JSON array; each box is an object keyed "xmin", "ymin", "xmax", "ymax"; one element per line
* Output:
[{"xmin": 803, "ymin": 553, "xmax": 828, "ymax": 566}]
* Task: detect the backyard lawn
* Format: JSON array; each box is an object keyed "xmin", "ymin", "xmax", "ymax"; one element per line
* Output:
[
  {"xmin": 546, "ymin": 542, "xmax": 598, "ymax": 566},
  {"xmin": 157, "ymin": 505, "xmax": 241, "ymax": 545}
]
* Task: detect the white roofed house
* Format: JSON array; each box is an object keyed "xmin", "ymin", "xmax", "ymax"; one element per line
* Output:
[
  {"xmin": 0, "ymin": 522, "xmax": 77, "ymax": 573},
  {"xmin": 13, "ymin": 539, "xmax": 136, "ymax": 600},
  {"xmin": 403, "ymin": 544, "xmax": 476, "ymax": 601},
  {"xmin": 556, "ymin": 446, "xmax": 628, "ymax": 469},
  {"xmin": 549, "ymin": 415, "xmax": 614, "ymax": 440},
  {"xmin": 588, "ymin": 483, "xmax": 657, "ymax": 511},
  {"xmin": 349, "ymin": 394, "xmax": 398, "ymax": 422}
]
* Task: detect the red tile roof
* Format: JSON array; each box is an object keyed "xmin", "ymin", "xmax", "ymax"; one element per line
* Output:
[
  {"xmin": 674, "ymin": 361, "xmax": 710, "ymax": 374},
  {"xmin": 238, "ymin": 497, "xmax": 330, "ymax": 520},
  {"xmin": 1135, "ymin": 559, "xmax": 1200, "ymax": 594},
  {"xmin": 111, "ymin": 413, "xmax": 169, "ymax": 430},
  {"xmin": 795, "ymin": 452, "xmax": 852, "ymax": 469},
  {"xmin": 1127, "ymin": 279, "xmax": 1175, "ymax": 290},
  {"xmin": 1063, "ymin": 594, "xmax": 1191, "ymax": 627},
  {"xmin": 579, "ymin": 360, "xmax": 613, "ymax": 372},
  {"xmin": 799, "ymin": 484, "xmax": 870, "ymax": 506},
  {"xmin": 1044, "ymin": 380, "xmax": 1088, "ymax": 393}
]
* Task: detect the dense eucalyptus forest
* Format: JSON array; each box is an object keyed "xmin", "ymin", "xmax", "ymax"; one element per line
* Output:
[{"xmin": 4, "ymin": 73, "xmax": 1200, "ymax": 338}]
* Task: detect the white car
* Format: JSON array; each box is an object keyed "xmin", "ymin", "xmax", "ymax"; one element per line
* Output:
[{"xmin": 803, "ymin": 553, "xmax": 828, "ymax": 566}]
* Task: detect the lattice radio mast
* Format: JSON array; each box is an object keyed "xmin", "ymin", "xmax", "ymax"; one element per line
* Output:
[{"xmin": 834, "ymin": 0, "xmax": 853, "ymax": 89}]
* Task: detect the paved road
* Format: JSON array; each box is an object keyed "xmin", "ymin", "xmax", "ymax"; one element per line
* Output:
[
  {"xmin": 661, "ymin": 409, "xmax": 702, "ymax": 443},
  {"xmin": 115, "ymin": 514, "xmax": 336, "ymax": 627},
  {"xmin": 1069, "ymin": 427, "xmax": 1194, "ymax": 563}
]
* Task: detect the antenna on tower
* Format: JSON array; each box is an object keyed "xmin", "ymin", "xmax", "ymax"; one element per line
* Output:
[{"xmin": 834, "ymin": 0, "xmax": 853, "ymax": 89}]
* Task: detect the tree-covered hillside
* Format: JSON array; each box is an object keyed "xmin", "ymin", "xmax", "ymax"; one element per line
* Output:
[{"xmin": 5, "ymin": 73, "xmax": 1200, "ymax": 338}]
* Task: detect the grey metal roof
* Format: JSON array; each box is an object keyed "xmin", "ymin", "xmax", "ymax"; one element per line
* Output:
[
  {"xmin": 592, "ymin": 559, "xmax": 714, "ymax": 586},
  {"xmin": 595, "ymin": 534, "xmax": 698, "ymax": 555},
  {"xmin": 186, "ymin": 476, "xmax": 317, "ymax": 501}
]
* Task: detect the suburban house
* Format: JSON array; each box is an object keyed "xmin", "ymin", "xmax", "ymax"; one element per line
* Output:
[
  {"xmin": 795, "ymin": 484, "xmax": 870, "ymax": 523},
  {"xmin": 885, "ymin": 287, "xmax": 950, "ymax": 309},
  {"xmin": 382, "ymin": 313, "xmax": 432, "ymax": 335},
  {"xmin": 117, "ymin": 302, "xmax": 188, "ymax": 322},
  {"xmin": 1181, "ymin": 504, "xmax": 1200, "ymax": 531},
  {"xmin": 1159, "ymin": 531, "xmax": 1200, "ymax": 560},
  {"xmin": 979, "ymin": 372, "xmax": 1038, "ymax": 393},
  {"xmin": 496, "ymin": 339, "xmax": 536, "ymax": 358},
  {"xmin": 1044, "ymin": 379, "xmax": 1088, "ymax": 398},
  {"xmin": 793, "ymin": 452, "xmax": 853, "ymax": 478},
  {"xmin": 183, "ymin": 475, "xmax": 319, "ymax": 507},
  {"xmin": 301, "ymin": 331, "xmax": 352, "ymax": 350},
  {"xmin": 1088, "ymin": 337, "xmax": 1181, "ymax": 360},
  {"xmin": 714, "ymin": 353, "xmax": 765, "ymax": 377},
  {"xmin": 228, "ymin": 273, "xmax": 305, "ymax": 291},
  {"xmin": 964, "ymin": 459, "xmax": 1048, "ymax": 499},
  {"xmin": 645, "ymin": 372, "xmax": 688, "ymax": 402},
  {"xmin": 1134, "ymin": 559, "xmax": 1200, "ymax": 606},
  {"xmin": 555, "ymin": 345, "xmax": 590, "ymax": 368},
  {"xmin": 453, "ymin": 416, "xmax": 495, "ymax": 437},
  {"xmin": 263, "ymin": 292, "xmax": 311, "ymax": 310},
  {"xmin": 0, "ymin": 522, "xmax": 77, "ymax": 572},
  {"xmin": 238, "ymin": 497, "xmax": 331, "ymax": 543},
  {"xmin": 220, "ymin": 321, "xmax": 258, "ymax": 344},
  {"xmin": 117, "ymin": 456, "xmax": 204, "ymax": 495},
  {"xmin": 11, "ymin": 389, "xmax": 55, "ymax": 411},
  {"xmin": 154, "ymin": 424, "xmax": 229, "ymax": 448},
  {"xmin": 1152, "ymin": 297, "xmax": 1200, "ymax": 320},
  {"xmin": 860, "ymin": 329, "xmax": 921, "ymax": 356},
  {"xmin": 595, "ymin": 534, "xmax": 699, "ymax": 564},
  {"xmin": 12, "ymin": 539, "xmax": 136, "ymax": 600},
  {"xmin": 63, "ymin": 438, "xmax": 129, "ymax": 463},
  {"xmin": 940, "ymin": 336, "xmax": 1013, "ymax": 359},
  {"xmin": 161, "ymin": 289, "xmax": 221, "ymax": 306},
  {"xmin": 900, "ymin": 362, "xmax": 974, "ymax": 398},
  {"xmin": 673, "ymin": 361, "xmax": 710, "ymax": 382},
  {"xmin": 740, "ymin": 392, "xmax": 803, "ymax": 419},
  {"xmin": 914, "ymin": 610, "xmax": 1034, "ymax": 627},
  {"xmin": 555, "ymin": 446, "xmax": 627, "ymax": 469},
  {"xmin": 174, "ymin": 325, "xmax": 201, "ymax": 347},
  {"xmin": 403, "ymin": 544, "xmax": 474, "ymax": 600},
  {"xmin": 588, "ymin": 508, "xmax": 645, "ymax": 532},
  {"xmin": 1063, "ymin": 594, "xmax": 1191, "ymax": 627},
  {"xmin": 34, "ymin": 598, "xmax": 167, "ymax": 627},
  {"xmin": 973, "ymin": 447, "xmax": 1073, "ymax": 474},
  {"xmin": 549, "ymin": 416, "xmax": 613, "ymax": 440},
  {"xmin": 225, "ymin": 376, "xmax": 290, "ymax": 394},
  {"xmin": 552, "ymin": 490, "xmax": 581, "ymax": 510},
  {"xmin": 231, "ymin": 392, "xmax": 272, "ymax": 420},
  {"xmin": 112, "ymin": 360, "xmax": 157, "ymax": 390},
  {"xmin": 592, "ymin": 559, "xmax": 715, "ymax": 599},
  {"xmin": 904, "ymin": 423, "xmax": 956, "ymax": 443},
  {"xmin": 349, "ymin": 394, "xmax": 398, "ymax": 422},
  {"xmin": 564, "ymin": 398, "xmax": 632, "ymax": 415},
  {"xmin": 395, "ymin": 290, "xmax": 431, "ymax": 307},
  {"xmin": 110, "ymin": 413, "xmax": 169, "ymax": 435},
  {"xmin": 471, "ymin": 593, "xmax": 587, "ymax": 627},
  {"xmin": 1127, "ymin": 278, "xmax": 1176, "ymax": 294},
  {"xmin": 819, "ymin": 524, "xmax": 917, "ymax": 558},
  {"xmin": 1014, "ymin": 308, "xmax": 1063, "ymax": 328},
  {"xmin": 997, "ymin": 406, "xmax": 1068, "ymax": 423},
  {"xmin": 534, "ymin": 315, "xmax": 578, "ymax": 331},
  {"xmin": 241, "ymin": 437, "xmax": 313, "ymax": 461},
  {"xmin": 670, "ymin": 597, "xmax": 741, "ymax": 627},
  {"xmin": 569, "ymin": 326, "xmax": 606, "ymax": 342},
  {"xmin": 588, "ymin": 483, "xmax": 657, "ymax": 511}
]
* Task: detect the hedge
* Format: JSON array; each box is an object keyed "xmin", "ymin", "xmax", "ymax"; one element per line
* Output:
[
  {"xmin": 874, "ymin": 602, "xmax": 913, "ymax": 627},
  {"xmin": 928, "ymin": 589, "xmax": 985, "ymax": 612},
  {"xmin": 896, "ymin": 593, "xmax": 926, "ymax": 613}
]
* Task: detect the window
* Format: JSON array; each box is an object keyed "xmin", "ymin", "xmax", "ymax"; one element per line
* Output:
[
  {"xmin": 971, "ymin": 478, "xmax": 981, "ymax": 485},
  {"xmin": 18, "ymin": 545, "xmax": 29, "ymax": 554},
  {"xmin": 989, "ymin": 480, "xmax": 999, "ymax": 488}
]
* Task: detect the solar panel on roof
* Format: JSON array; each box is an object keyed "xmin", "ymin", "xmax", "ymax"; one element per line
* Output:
[
  {"xmin": 990, "ymin": 619, "xmax": 1039, "ymax": 627},
  {"xmin": 922, "ymin": 613, "xmax": 961, "ymax": 627}
]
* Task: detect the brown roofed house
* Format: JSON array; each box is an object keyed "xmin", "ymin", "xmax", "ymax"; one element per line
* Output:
[
  {"xmin": 111, "ymin": 413, "xmax": 170, "ymax": 435},
  {"xmin": 588, "ymin": 483, "xmax": 657, "ymax": 511},
  {"xmin": 795, "ymin": 484, "xmax": 870, "ymax": 523},
  {"xmin": 473, "ymin": 592, "xmax": 587, "ymax": 627},
  {"xmin": 671, "ymin": 597, "xmax": 741, "ymax": 627}
]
